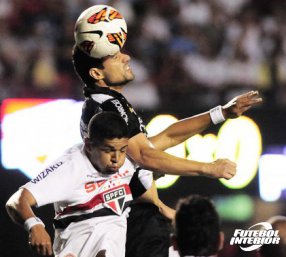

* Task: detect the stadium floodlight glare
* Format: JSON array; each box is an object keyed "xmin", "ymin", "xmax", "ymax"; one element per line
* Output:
[
  {"xmin": 146, "ymin": 114, "xmax": 183, "ymax": 189},
  {"xmin": 216, "ymin": 116, "xmax": 262, "ymax": 189},
  {"xmin": 213, "ymin": 194, "xmax": 254, "ymax": 222},
  {"xmin": 259, "ymin": 154, "xmax": 286, "ymax": 202},
  {"xmin": 1, "ymin": 99, "xmax": 83, "ymax": 178}
]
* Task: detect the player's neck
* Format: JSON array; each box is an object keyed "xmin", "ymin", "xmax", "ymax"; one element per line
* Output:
[
  {"xmin": 109, "ymin": 86, "xmax": 123, "ymax": 93},
  {"xmin": 95, "ymin": 81, "xmax": 123, "ymax": 93}
]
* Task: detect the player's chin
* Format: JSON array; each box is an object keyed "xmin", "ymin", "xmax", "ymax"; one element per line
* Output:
[
  {"xmin": 125, "ymin": 69, "xmax": 135, "ymax": 81},
  {"xmin": 106, "ymin": 167, "xmax": 119, "ymax": 174},
  {"xmin": 109, "ymin": 75, "xmax": 134, "ymax": 87}
]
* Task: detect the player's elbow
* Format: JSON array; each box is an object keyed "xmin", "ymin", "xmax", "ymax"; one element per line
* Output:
[
  {"xmin": 6, "ymin": 192, "xmax": 17, "ymax": 209},
  {"xmin": 5, "ymin": 197, "xmax": 17, "ymax": 219},
  {"xmin": 6, "ymin": 190, "xmax": 25, "ymax": 218},
  {"xmin": 5, "ymin": 201, "xmax": 11, "ymax": 213}
]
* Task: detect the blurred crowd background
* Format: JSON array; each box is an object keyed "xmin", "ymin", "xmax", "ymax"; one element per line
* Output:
[
  {"xmin": 1, "ymin": 1, "xmax": 286, "ymax": 257},
  {"xmin": 1, "ymin": 0, "xmax": 286, "ymax": 111}
]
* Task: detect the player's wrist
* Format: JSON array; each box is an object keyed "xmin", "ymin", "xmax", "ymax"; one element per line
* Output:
[
  {"xmin": 209, "ymin": 105, "xmax": 226, "ymax": 125},
  {"xmin": 201, "ymin": 162, "xmax": 215, "ymax": 178},
  {"xmin": 24, "ymin": 217, "xmax": 45, "ymax": 232}
]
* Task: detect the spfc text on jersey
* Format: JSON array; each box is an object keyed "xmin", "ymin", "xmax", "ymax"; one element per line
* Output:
[{"xmin": 104, "ymin": 188, "xmax": 125, "ymax": 202}]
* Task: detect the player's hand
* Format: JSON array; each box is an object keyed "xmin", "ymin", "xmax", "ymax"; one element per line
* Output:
[
  {"xmin": 204, "ymin": 159, "xmax": 237, "ymax": 180},
  {"xmin": 223, "ymin": 90, "xmax": 262, "ymax": 119},
  {"xmin": 29, "ymin": 225, "xmax": 53, "ymax": 256}
]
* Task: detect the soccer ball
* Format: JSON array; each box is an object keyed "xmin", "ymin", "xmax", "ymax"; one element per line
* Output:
[{"xmin": 74, "ymin": 5, "xmax": 127, "ymax": 59}]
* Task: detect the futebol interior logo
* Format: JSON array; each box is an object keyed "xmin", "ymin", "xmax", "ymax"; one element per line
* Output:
[{"xmin": 230, "ymin": 222, "xmax": 280, "ymax": 251}]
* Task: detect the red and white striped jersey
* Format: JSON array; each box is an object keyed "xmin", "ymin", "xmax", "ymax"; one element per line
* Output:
[{"xmin": 22, "ymin": 144, "xmax": 152, "ymax": 229}]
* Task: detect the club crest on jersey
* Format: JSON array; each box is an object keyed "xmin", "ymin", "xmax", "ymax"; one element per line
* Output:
[{"xmin": 103, "ymin": 187, "xmax": 126, "ymax": 215}]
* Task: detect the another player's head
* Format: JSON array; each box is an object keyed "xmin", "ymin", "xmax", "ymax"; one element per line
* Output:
[
  {"xmin": 259, "ymin": 216, "xmax": 286, "ymax": 257},
  {"xmin": 84, "ymin": 112, "xmax": 130, "ymax": 174},
  {"xmin": 72, "ymin": 45, "xmax": 134, "ymax": 89},
  {"xmin": 172, "ymin": 194, "xmax": 224, "ymax": 257}
]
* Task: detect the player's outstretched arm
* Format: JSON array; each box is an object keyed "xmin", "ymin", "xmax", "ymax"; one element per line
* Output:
[
  {"xmin": 149, "ymin": 90, "xmax": 262, "ymax": 151},
  {"xmin": 6, "ymin": 189, "xmax": 53, "ymax": 256},
  {"xmin": 127, "ymin": 133, "xmax": 236, "ymax": 179}
]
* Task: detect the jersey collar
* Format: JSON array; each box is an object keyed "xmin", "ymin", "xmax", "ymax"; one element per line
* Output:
[{"xmin": 84, "ymin": 85, "xmax": 124, "ymax": 99}]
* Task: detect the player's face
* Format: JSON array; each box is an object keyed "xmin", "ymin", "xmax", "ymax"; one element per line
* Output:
[
  {"xmin": 87, "ymin": 138, "xmax": 129, "ymax": 174},
  {"xmin": 101, "ymin": 51, "xmax": 135, "ymax": 86}
]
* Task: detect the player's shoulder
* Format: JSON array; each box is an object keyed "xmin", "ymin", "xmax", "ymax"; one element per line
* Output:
[
  {"xmin": 63, "ymin": 143, "xmax": 83, "ymax": 156},
  {"xmin": 90, "ymin": 93, "xmax": 115, "ymax": 104},
  {"xmin": 53, "ymin": 144, "xmax": 84, "ymax": 170}
]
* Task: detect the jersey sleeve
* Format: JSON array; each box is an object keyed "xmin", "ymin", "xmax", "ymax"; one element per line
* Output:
[
  {"xmin": 21, "ymin": 157, "xmax": 76, "ymax": 207},
  {"xmin": 129, "ymin": 168, "xmax": 153, "ymax": 199}
]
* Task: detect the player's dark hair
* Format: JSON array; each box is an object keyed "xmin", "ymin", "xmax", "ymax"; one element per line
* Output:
[
  {"xmin": 72, "ymin": 45, "xmax": 104, "ymax": 86},
  {"xmin": 174, "ymin": 195, "xmax": 220, "ymax": 256},
  {"xmin": 87, "ymin": 112, "xmax": 129, "ymax": 143}
]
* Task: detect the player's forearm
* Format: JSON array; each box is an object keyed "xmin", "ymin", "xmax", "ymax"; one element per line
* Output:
[
  {"xmin": 137, "ymin": 182, "xmax": 175, "ymax": 220},
  {"xmin": 7, "ymin": 191, "xmax": 52, "ymax": 255},
  {"xmin": 141, "ymin": 191, "xmax": 176, "ymax": 220},
  {"xmin": 138, "ymin": 147, "xmax": 237, "ymax": 179},
  {"xmin": 138, "ymin": 146, "xmax": 208, "ymax": 176},
  {"xmin": 6, "ymin": 191, "xmax": 36, "ymax": 226},
  {"xmin": 149, "ymin": 112, "xmax": 211, "ymax": 151},
  {"xmin": 137, "ymin": 181, "xmax": 159, "ymax": 205},
  {"xmin": 157, "ymin": 200, "xmax": 176, "ymax": 220}
]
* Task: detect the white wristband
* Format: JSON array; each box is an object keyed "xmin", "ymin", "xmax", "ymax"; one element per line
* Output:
[
  {"xmin": 209, "ymin": 105, "xmax": 226, "ymax": 125},
  {"xmin": 24, "ymin": 217, "xmax": 45, "ymax": 232}
]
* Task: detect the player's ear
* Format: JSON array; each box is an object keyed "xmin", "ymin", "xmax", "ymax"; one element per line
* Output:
[
  {"xmin": 89, "ymin": 67, "xmax": 104, "ymax": 81},
  {"xmin": 84, "ymin": 137, "xmax": 92, "ymax": 152}
]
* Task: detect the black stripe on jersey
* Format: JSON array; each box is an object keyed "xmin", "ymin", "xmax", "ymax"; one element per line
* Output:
[
  {"xmin": 129, "ymin": 168, "xmax": 148, "ymax": 199},
  {"xmin": 53, "ymin": 200, "xmax": 132, "ymax": 229}
]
